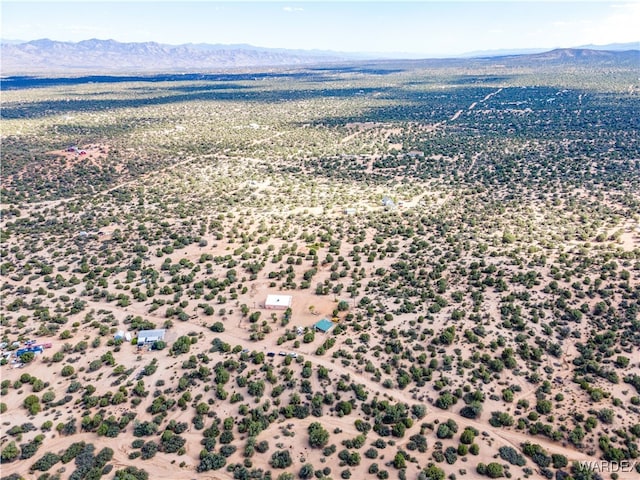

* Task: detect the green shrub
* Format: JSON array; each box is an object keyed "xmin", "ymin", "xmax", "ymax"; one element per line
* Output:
[
  {"xmin": 498, "ymin": 446, "xmax": 525, "ymax": 466},
  {"xmin": 0, "ymin": 441, "xmax": 19, "ymax": 463},
  {"xmin": 270, "ymin": 450, "xmax": 292, "ymax": 469},
  {"xmin": 31, "ymin": 452, "xmax": 60, "ymax": 471}
]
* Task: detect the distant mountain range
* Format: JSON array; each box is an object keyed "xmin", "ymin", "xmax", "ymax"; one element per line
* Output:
[
  {"xmin": 518, "ymin": 47, "xmax": 639, "ymax": 61},
  {"xmin": 1, "ymin": 39, "xmax": 638, "ymax": 75},
  {"xmin": 0, "ymin": 39, "xmax": 363, "ymax": 75},
  {"xmin": 456, "ymin": 41, "xmax": 639, "ymax": 58}
]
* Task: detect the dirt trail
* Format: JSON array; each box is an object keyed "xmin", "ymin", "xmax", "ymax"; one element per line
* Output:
[
  {"xmin": 449, "ymin": 88, "xmax": 503, "ymax": 121},
  {"xmin": 107, "ymin": 294, "xmax": 609, "ymax": 470},
  {"xmin": 251, "ymin": 130, "xmax": 285, "ymax": 146},
  {"xmin": 341, "ymin": 129, "xmax": 365, "ymax": 144},
  {"xmin": 3, "ymin": 303, "xmax": 632, "ymax": 480},
  {"xmin": 450, "ymin": 109, "xmax": 463, "ymax": 121},
  {"xmin": 480, "ymin": 88, "xmax": 503, "ymax": 103},
  {"xmin": 19, "ymin": 154, "xmax": 201, "ymax": 212},
  {"xmin": 4, "ymin": 261, "xmax": 631, "ymax": 480},
  {"xmin": 468, "ymin": 152, "xmax": 480, "ymax": 172},
  {"xmin": 292, "ymin": 350, "xmax": 639, "ymax": 478},
  {"xmin": 271, "ymin": 344, "xmax": 606, "ymax": 466}
]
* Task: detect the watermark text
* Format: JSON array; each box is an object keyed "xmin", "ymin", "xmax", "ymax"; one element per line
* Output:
[{"xmin": 577, "ymin": 460, "xmax": 638, "ymax": 473}]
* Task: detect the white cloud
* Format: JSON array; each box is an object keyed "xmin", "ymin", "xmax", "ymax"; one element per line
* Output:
[
  {"xmin": 585, "ymin": 2, "xmax": 640, "ymax": 44},
  {"xmin": 525, "ymin": 3, "xmax": 639, "ymax": 50}
]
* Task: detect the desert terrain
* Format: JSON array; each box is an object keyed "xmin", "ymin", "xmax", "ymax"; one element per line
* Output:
[{"xmin": 1, "ymin": 54, "xmax": 639, "ymax": 480}]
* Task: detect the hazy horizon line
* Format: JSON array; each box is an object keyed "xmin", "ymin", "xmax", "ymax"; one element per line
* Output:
[{"xmin": 3, "ymin": 37, "xmax": 639, "ymax": 59}]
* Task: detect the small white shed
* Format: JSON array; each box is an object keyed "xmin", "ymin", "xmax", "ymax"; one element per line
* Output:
[{"xmin": 265, "ymin": 295, "xmax": 292, "ymax": 310}]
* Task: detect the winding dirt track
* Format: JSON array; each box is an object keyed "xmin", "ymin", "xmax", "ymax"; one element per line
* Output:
[
  {"xmin": 77, "ymin": 293, "xmax": 602, "ymax": 466},
  {"xmin": 284, "ymin": 347, "xmax": 639, "ymax": 479},
  {"xmin": 3, "ymin": 286, "xmax": 635, "ymax": 480},
  {"xmin": 194, "ymin": 311, "xmax": 613, "ymax": 471},
  {"xmin": 67, "ymin": 299, "xmax": 622, "ymax": 467}
]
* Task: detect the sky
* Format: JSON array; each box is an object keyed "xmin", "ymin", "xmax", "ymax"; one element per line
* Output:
[{"xmin": 1, "ymin": 1, "xmax": 639, "ymax": 56}]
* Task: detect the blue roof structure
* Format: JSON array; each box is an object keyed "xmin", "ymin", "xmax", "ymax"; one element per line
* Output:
[{"xmin": 314, "ymin": 319, "xmax": 334, "ymax": 333}]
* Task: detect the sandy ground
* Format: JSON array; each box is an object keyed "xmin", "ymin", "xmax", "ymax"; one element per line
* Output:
[
  {"xmin": 4, "ymin": 278, "xmax": 637, "ymax": 480},
  {"xmin": 1, "ymin": 99, "xmax": 639, "ymax": 480}
]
